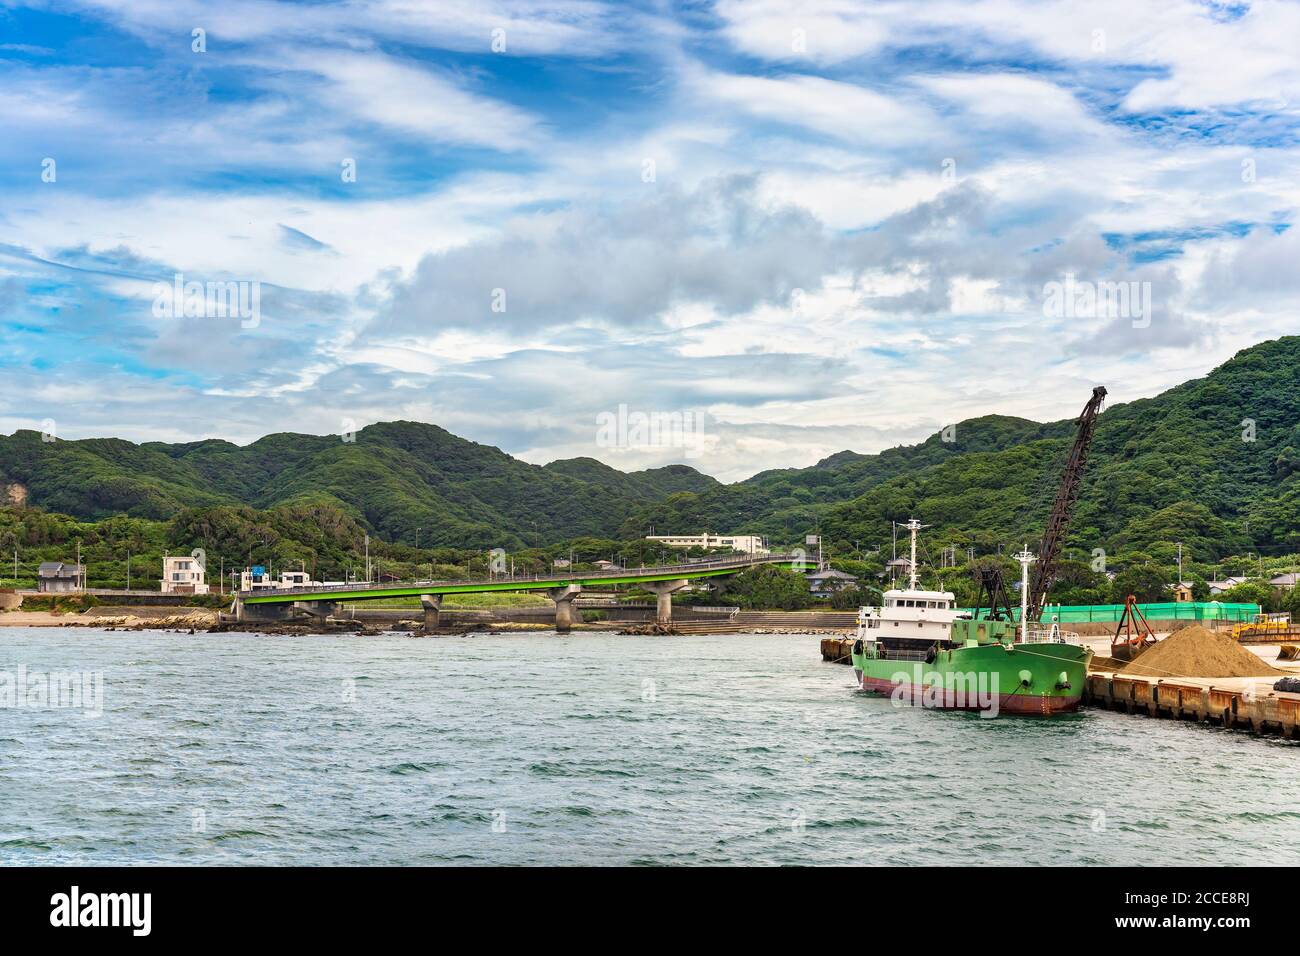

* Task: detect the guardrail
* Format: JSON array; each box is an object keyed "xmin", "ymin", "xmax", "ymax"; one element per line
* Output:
[{"xmin": 236, "ymin": 553, "xmax": 803, "ymax": 599}]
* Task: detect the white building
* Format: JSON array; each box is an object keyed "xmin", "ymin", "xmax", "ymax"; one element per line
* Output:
[
  {"xmin": 1207, "ymin": 576, "xmax": 1248, "ymax": 595},
  {"xmin": 38, "ymin": 562, "xmax": 84, "ymax": 593},
  {"xmin": 238, "ymin": 568, "xmax": 319, "ymax": 591},
  {"xmin": 238, "ymin": 567, "xmax": 275, "ymax": 591},
  {"xmin": 645, "ymin": 533, "xmax": 769, "ymax": 555},
  {"xmin": 161, "ymin": 556, "xmax": 209, "ymax": 594}
]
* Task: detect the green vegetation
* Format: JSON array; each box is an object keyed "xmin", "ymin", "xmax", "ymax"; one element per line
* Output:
[
  {"xmin": 624, "ymin": 336, "xmax": 1300, "ymax": 568},
  {"xmin": 3, "ymin": 336, "xmax": 1300, "ymax": 611},
  {"xmin": 0, "ymin": 422, "xmax": 719, "ymax": 550},
  {"xmin": 714, "ymin": 565, "xmax": 812, "ymax": 610}
]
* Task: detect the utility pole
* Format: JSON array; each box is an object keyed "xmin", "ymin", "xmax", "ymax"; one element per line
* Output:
[
  {"xmin": 127, "ymin": 550, "xmax": 131, "ymax": 591},
  {"xmin": 1177, "ymin": 542, "xmax": 1183, "ymax": 586},
  {"xmin": 364, "ymin": 534, "xmax": 370, "ymax": 584},
  {"xmin": 76, "ymin": 540, "xmax": 82, "ymax": 591}
]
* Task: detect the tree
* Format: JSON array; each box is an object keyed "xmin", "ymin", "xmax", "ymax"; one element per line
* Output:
[
  {"xmin": 1215, "ymin": 579, "xmax": 1276, "ymax": 611},
  {"xmin": 1109, "ymin": 561, "xmax": 1175, "ymax": 603},
  {"xmin": 1047, "ymin": 558, "xmax": 1110, "ymax": 606},
  {"xmin": 829, "ymin": 585, "xmax": 879, "ymax": 610},
  {"xmin": 719, "ymin": 565, "xmax": 811, "ymax": 610}
]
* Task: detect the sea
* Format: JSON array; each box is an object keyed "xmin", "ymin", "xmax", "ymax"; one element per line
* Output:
[{"xmin": 3, "ymin": 627, "xmax": 1298, "ymax": 865}]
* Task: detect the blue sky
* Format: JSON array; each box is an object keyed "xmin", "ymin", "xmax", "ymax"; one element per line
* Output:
[{"xmin": 2, "ymin": 0, "xmax": 1299, "ymax": 480}]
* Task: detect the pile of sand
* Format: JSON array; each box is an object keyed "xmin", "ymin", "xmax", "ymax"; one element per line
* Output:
[{"xmin": 1122, "ymin": 624, "xmax": 1283, "ymax": 679}]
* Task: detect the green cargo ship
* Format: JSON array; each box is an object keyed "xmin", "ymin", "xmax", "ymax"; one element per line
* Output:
[{"xmin": 849, "ymin": 520, "xmax": 1089, "ymax": 717}]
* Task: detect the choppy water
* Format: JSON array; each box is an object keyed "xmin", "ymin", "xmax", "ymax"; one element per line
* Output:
[{"xmin": 2, "ymin": 627, "xmax": 1298, "ymax": 866}]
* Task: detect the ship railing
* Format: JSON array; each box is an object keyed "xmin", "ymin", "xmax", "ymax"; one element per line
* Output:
[{"xmin": 1022, "ymin": 626, "xmax": 1079, "ymax": 644}]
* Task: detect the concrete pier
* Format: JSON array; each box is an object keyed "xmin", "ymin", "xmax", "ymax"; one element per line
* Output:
[
  {"xmin": 292, "ymin": 600, "xmax": 336, "ymax": 620},
  {"xmin": 235, "ymin": 600, "xmax": 293, "ymax": 623},
  {"xmin": 644, "ymin": 579, "xmax": 689, "ymax": 624},
  {"xmin": 548, "ymin": 584, "xmax": 583, "ymax": 632},
  {"xmin": 419, "ymin": 593, "xmax": 442, "ymax": 630},
  {"xmin": 1084, "ymin": 671, "xmax": 1300, "ymax": 739}
]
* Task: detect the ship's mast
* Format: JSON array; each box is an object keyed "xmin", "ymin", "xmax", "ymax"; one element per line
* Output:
[
  {"xmin": 905, "ymin": 518, "xmax": 922, "ymax": 590},
  {"xmin": 1015, "ymin": 545, "xmax": 1036, "ymax": 644}
]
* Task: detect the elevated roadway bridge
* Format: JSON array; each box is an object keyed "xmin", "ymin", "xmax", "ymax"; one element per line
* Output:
[{"xmin": 234, "ymin": 553, "xmax": 805, "ymax": 631}]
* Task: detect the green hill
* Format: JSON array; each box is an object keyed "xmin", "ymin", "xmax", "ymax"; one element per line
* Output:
[
  {"xmin": 3, "ymin": 336, "xmax": 1298, "ymax": 561},
  {"xmin": 0, "ymin": 421, "xmax": 718, "ymax": 549},
  {"xmin": 622, "ymin": 336, "xmax": 1300, "ymax": 560}
]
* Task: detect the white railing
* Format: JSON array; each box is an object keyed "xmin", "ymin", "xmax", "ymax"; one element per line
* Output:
[{"xmin": 238, "ymin": 553, "xmax": 802, "ymax": 599}]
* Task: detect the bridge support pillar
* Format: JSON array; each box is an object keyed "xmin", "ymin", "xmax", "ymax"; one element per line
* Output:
[
  {"xmin": 420, "ymin": 594, "xmax": 442, "ymax": 630},
  {"xmin": 236, "ymin": 601, "xmax": 294, "ymax": 623},
  {"xmin": 548, "ymin": 584, "xmax": 583, "ymax": 633},
  {"xmin": 646, "ymin": 579, "xmax": 690, "ymax": 625},
  {"xmin": 292, "ymin": 600, "xmax": 336, "ymax": 620}
]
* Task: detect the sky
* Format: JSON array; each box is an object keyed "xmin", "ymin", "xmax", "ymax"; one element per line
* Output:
[{"xmin": 1, "ymin": 0, "xmax": 1298, "ymax": 482}]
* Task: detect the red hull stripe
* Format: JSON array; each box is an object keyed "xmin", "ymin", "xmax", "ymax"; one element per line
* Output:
[{"xmin": 858, "ymin": 676, "xmax": 1080, "ymax": 716}]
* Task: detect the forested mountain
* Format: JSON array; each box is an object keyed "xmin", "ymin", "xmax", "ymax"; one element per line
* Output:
[
  {"xmin": 2, "ymin": 336, "xmax": 1298, "ymax": 561},
  {"xmin": 623, "ymin": 336, "xmax": 1300, "ymax": 561},
  {"xmin": 0, "ymin": 421, "xmax": 717, "ymax": 549}
]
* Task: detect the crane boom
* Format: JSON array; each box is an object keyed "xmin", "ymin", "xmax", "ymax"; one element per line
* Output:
[{"xmin": 1027, "ymin": 385, "xmax": 1107, "ymax": 622}]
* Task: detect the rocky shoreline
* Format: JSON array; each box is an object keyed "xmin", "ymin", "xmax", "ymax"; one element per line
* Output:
[{"xmin": 0, "ymin": 609, "xmax": 838, "ymax": 638}]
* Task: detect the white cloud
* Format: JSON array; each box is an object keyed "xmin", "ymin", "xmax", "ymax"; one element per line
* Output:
[
  {"xmin": 715, "ymin": 0, "xmax": 1300, "ymax": 113},
  {"xmin": 696, "ymin": 68, "xmax": 938, "ymax": 146},
  {"xmin": 52, "ymin": 0, "xmax": 625, "ymax": 56},
  {"xmin": 267, "ymin": 48, "xmax": 542, "ymax": 151},
  {"xmin": 714, "ymin": 0, "xmax": 889, "ymax": 64},
  {"xmin": 4, "ymin": 0, "xmax": 1300, "ymax": 484}
]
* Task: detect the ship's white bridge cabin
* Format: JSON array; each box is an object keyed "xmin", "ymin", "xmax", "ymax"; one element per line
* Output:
[{"xmin": 857, "ymin": 588, "xmax": 964, "ymax": 644}]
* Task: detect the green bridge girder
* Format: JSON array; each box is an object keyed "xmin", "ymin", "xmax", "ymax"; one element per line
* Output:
[{"xmin": 240, "ymin": 555, "xmax": 804, "ymax": 605}]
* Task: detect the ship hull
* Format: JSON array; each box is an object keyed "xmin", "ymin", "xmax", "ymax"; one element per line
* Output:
[{"xmin": 851, "ymin": 641, "xmax": 1088, "ymax": 717}]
